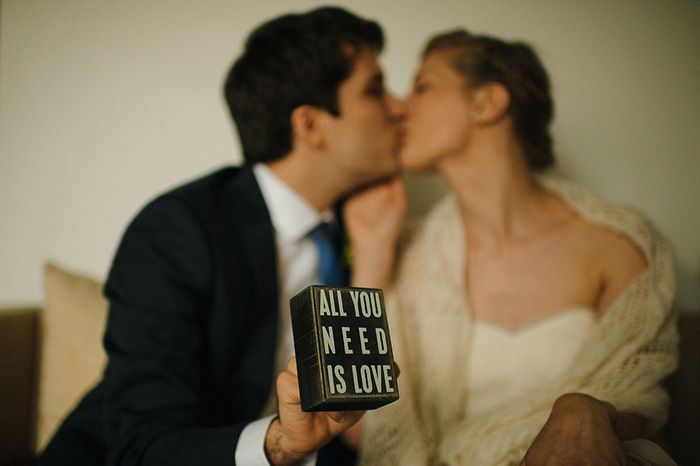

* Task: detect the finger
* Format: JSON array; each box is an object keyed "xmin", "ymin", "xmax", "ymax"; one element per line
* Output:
[
  {"xmin": 285, "ymin": 357, "xmax": 298, "ymax": 376},
  {"xmin": 388, "ymin": 175, "xmax": 403, "ymax": 191},
  {"xmin": 388, "ymin": 175, "xmax": 407, "ymax": 199},
  {"xmin": 277, "ymin": 365, "xmax": 300, "ymax": 405},
  {"xmin": 394, "ymin": 361, "xmax": 401, "ymax": 378},
  {"xmin": 326, "ymin": 411, "xmax": 348, "ymax": 424},
  {"xmin": 346, "ymin": 410, "xmax": 366, "ymax": 424},
  {"xmin": 326, "ymin": 409, "xmax": 366, "ymax": 426}
]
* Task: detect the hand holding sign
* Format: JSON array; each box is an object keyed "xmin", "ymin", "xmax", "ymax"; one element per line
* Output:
[
  {"xmin": 265, "ymin": 357, "xmax": 365, "ymax": 466},
  {"xmin": 291, "ymin": 285, "xmax": 399, "ymax": 412}
]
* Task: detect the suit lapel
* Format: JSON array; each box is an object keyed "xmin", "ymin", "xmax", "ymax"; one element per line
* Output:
[
  {"xmin": 220, "ymin": 166, "xmax": 278, "ymax": 321},
  {"xmin": 216, "ymin": 167, "xmax": 279, "ymax": 412}
]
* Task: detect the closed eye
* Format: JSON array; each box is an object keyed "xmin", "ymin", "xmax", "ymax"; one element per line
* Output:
[
  {"xmin": 413, "ymin": 82, "xmax": 428, "ymax": 94},
  {"xmin": 365, "ymin": 86, "xmax": 384, "ymax": 98}
]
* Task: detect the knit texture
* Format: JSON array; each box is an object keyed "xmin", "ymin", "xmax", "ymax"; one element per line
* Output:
[{"xmin": 359, "ymin": 176, "xmax": 678, "ymax": 466}]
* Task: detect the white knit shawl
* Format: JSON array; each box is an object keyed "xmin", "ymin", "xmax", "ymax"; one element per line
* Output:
[{"xmin": 359, "ymin": 176, "xmax": 678, "ymax": 466}]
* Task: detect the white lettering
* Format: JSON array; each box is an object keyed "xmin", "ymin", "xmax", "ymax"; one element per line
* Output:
[
  {"xmin": 319, "ymin": 289, "xmax": 331, "ymax": 316},
  {"xmin": 350, "ymin": 290, "xmax": 360, "ymax": 317},
  {"xmin": 358, "ymin": 327, "xmax": 370, "ymax": 354},
  {"xmin": 350, "ymin": 364, "xmax": 395, "ymax": 394},
  {"xmin": 327, "ymin": 365, "xmax": 336, "ymax": 394},
  {"xmin": 351, "ymin": 365, "xmax": 362, "ymax": 393},
  {"xmin": 341, "ymin": 327, "xmax": 353, "ymax": 354},
  {"xmin": 334, "ymin": 365, "xmax": 346, "ymax": 394},
  {"xmin": 360, "ymin": 365, "xmax": 372, "ymax": 393},
  {"xmin": 322, "ymin": 326, "xmax": 336, "ymax": 354},
  {"xmin": 383, "ymin": 364, "xmax": 394, "ymax": 392},
  {"xmin": 371, "ymin": 292, "xmax": 382, "ymax": 317},
  {"xmin": 375, "ymin": 328, "xmax": 388, "ymax": 354},
  {"xmin": 371, "ymin": 364, "xmax": 383, "ymax": 392},
  {"xmin": 360, "ymin": 292, "xmax": 372, "ymax": 318},
  {"xmin": 336, "ymin": 290, "xmax": 347, "ymax": 316}
]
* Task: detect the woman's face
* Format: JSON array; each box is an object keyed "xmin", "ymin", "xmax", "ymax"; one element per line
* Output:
[{"xmin": 400, "ymin": 50, "xmax": 476, "ymax": 172}]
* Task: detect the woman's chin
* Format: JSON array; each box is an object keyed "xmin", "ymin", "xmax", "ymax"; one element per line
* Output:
[{"xmin": 398, "ymin": 151, "xmax": 434, "ymax": 173}]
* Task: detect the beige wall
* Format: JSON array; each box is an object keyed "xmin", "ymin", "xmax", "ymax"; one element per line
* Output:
[{"xmin": 1, "ymin": 0, "xmax": 699, "ymax": 311}]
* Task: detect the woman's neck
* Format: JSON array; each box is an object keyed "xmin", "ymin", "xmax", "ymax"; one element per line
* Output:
[{"xmin": 438, "ymin": 140, "xmax": 557, "ymax": 252}]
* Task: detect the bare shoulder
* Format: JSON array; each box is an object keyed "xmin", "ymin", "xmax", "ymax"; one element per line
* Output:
[{"xmin": 577, "ymin": 220, "xmax": 647, "ymax": 313}]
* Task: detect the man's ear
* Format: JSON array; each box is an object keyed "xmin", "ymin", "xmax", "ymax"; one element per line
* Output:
[
  {"xmin": 290, "ymin": 105, "xmax": 325, "ymax": 149},
  {"xmin": 473, "ymin": 83, "xmax": 511, "ymax": 124}
]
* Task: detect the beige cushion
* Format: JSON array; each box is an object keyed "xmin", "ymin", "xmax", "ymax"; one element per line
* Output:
[{"xmin": 36, "ymin": 263, "xmax": 108, "ymax": 453}]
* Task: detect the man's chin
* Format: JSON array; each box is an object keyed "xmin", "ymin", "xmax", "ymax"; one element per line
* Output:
[{"xmin": 345, "ymin": 169, "xmax": 400, "ymax": 197}]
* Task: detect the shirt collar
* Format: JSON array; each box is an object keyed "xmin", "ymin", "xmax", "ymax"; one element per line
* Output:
[{"xmin": 253, "ymin": 163, "xmax": 333, "ymax": 243}]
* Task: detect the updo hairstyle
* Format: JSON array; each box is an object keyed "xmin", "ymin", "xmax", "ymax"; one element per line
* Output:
[{"xmin": 423, "ymin": 30, "xmax": 555, "ymax": 171}]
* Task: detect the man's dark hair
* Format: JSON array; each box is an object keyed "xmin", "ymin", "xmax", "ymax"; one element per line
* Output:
[{"xmin": 224, "ymin": 7, "xmax": 384, "ymax": 164}]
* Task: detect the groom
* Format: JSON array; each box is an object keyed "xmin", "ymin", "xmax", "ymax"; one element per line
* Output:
[{"xmin": 37, "ymin": 6, "xmax": 405, "ymax": 465}]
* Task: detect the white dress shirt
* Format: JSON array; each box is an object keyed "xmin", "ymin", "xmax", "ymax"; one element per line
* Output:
[{"xmin": 235, "ymin": 164, "xmax": 331, "ymax": 465}]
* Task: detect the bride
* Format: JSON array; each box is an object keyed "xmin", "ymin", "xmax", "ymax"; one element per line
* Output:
[{"xmin": 345, "ymin": 28, "xmax": 678, "ymax": 466}]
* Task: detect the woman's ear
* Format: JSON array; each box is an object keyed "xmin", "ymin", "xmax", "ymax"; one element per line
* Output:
[
  {"xmin": 290, "ymin": 105, "xmax": 324, "ymax": 149},
  {"xmin": 473, "ymin": 83, "xmax": 511, "ymax": 124}
]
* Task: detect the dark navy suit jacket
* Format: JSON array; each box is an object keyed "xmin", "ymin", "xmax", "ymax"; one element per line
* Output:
[{"xmin": 38, "ymin": 166, "xmax": 352, "ymax": 465}]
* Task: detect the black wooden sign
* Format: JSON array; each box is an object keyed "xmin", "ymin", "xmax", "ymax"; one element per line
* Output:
[{"xmin": 290, "ymin": 285, "xmax": 399, "ymax": 412}]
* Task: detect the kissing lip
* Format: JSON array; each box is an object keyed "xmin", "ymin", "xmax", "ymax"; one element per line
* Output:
[
  {"xmin": 393, "ymin": 128, "xmax": 407, "ymax": 157},
  {"xmin": 396, "ymin": 125, "xmax": 407, "ymax": 146}
]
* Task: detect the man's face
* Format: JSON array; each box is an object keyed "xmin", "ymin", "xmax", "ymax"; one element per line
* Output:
[{"xmin": 322, "ymin": 46, "xmax": 405, "ymax": 189}]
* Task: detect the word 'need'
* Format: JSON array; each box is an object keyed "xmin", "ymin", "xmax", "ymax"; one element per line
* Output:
[{"xmin": 322, "ymin": 326, "xmax": 388, "ymax": 355}]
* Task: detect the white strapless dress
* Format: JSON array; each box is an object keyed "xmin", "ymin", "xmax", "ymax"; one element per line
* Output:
[
  {"xmin": 467, "ymin": 307, "xmax": 677, "ymax": 466},
  {"xmin": 467, "ymin": 307, "xmax": 595, "ymax": 418}
]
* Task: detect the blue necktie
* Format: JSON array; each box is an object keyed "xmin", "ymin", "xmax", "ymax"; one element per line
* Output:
[{"xmin": 308, "ymin": 222, "xmax": 347, "ymax": 286}]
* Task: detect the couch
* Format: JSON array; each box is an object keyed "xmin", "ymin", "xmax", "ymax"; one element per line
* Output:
[
  {"xmin": 0, "ymin": 263, "xmax": 107, "ymax": 466},
  {"xmin": 0, "ymin": 263, "xmax": 698, "ymax": 465}
]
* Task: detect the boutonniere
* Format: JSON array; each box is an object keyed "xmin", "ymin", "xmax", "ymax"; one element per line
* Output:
[{"xmin": 342, "ymin": 231, "xmax": 353, "ymax": 270}]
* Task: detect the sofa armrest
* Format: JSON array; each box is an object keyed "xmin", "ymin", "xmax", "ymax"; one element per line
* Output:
[
  {"xmin": 665, "ymin": 311, "xmax": 700, "ymax": 464},
  {"xmin": 0, "ymin": 308, "xmax": 40, "ymax": 466}
]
